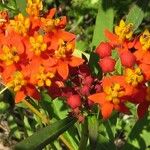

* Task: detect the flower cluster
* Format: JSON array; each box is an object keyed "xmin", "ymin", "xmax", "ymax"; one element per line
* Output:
[
  {"xmin": 48, "ymin": 63, "xmax": 102, "ymax": 121},
  {"xmin": 89, "ymin": 20, "xmax": 150, "ymax": 119},
  {"xmin": 0, "ymin": 0, "xmax": 84, "ymax": 103},
  {"xmin": 1, "ymin": 1, "xmax": 150, "ymax": 121}
]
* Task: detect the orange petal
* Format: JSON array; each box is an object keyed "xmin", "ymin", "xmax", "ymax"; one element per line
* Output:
[
  {"xmin": 47, "ymin": 8, "xmax": 56, "ymax": 18},
  {"xmin": 104, "ymin": 29, "xmax": 118, "ymax": 45},
  {"xmin": 139, "ymin": 64, "xmax": 150, "ymax": 80},
  {"xmin": 102, "ymin": 76, "xmax": 125, "ymax": 88},
  {"xmin": 15, "ymin": 90, "xmax": 26, "ymax": 103},
  {"xmin": 142, "ymin": 52, "xmax": 150, "ymax": 64},
  {"xmin": 26, "ymin": 84, "xmax": 41, "ymax": 100},
  {"xmin": 101, "ymin": 102, "xmax": 113, "ymax": 119},
  {"xmin": 57, "ymin": 30, "xmax": 76, "ymax": 42},
  {"xmin": 2, "ymin": 65, "xmax": 16, "ymax": 83},
  {"xmin": 88, "ymin": 93, "xmax": 106, "ymax": 105},
  {"xmin": 134, "ymin": 50, "xmax": 145, "ymax": 62},
  {"xmin": 58, "ymin": 16, "xmax": 67, "ymax": 27},
  {"xmin": 69, "ymin": 56, "xmax": 84, "ymax": 67},
  {"xmin": 57, "ymin": 61, "xmax": 69, "ymax": 80}
]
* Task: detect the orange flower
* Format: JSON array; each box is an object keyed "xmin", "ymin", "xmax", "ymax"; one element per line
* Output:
[
  {"xmin": 8, "ymin": 13, "xmax": 30, "ymax": 36},
  {"xmin": 3, "ymin": 71, "xmax": 40, "ymax": 103},
  {"xmin": 105, "ymin": 20, "xmax": 133, "ymax": 47},
  {"xmin": 30, "ymin": 65, "xmax": 55, "ymax": 87},
  {"xmin": 0, "ymin": 33, "xmax": 25, "ymax": 81},
  {"xmin": 88, "ymin": 76, "xmax": 133, "ymax": 119},
  {"xmin": 45, "ymin": 30, "xmax": 84, "ymax": 79},
  {"xmin": 41, "ymin": 8, "xmax": 67, "ymax": 33},
  {"xmin": 133, "ymin": 30, "xmax": 150, "ymax": 64}
]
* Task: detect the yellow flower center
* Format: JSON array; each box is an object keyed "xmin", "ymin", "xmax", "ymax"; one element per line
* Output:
[
  {"xmin": 115, "ymin": 19, "xmax": 133, "ymax": 41},
  {"xmin": 55, "ymin": 39, "xmax": 74, "ymax": 58},
  {"xmin": 10, "ymin": 13, "xmax": 30, "ymax": 36},
  {"xmin": 140, "ymin": 29, "xmax": 150, "ymax": 51},
  {"xmin": 29, "ymin": 35, "xmax": 47, "ymax": 56},
  {"xmin": 7, "ymin": 72, "xmax": 26, "ymax": 92},
  {"xmin": 36, "ymin": 66, "xmax": 54, "ymax": 87},
  {"xmin": 0, "ymin": 45, "xmax": 20, "ymax": 65},
  {"xmin": 103, "ymin": 83, "xmax": 125, "ymax": 104},
  {"xmin": 41, "ymin": 18, "xmax": 61, "ymax": 32},
  {"xmin": 26, "ymin": 0, "xmax": 43, "ymax": 17},
  {"xmin": 125, "ymin": 68, "xmax": 143, "ymax": 87}
]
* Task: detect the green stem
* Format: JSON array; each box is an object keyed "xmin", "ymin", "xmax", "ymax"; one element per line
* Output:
[
  {"xmin": 0, "ymin": 86, "xmax": 8, "ymax": 95},
  {"xmin": 79, "ymin": 118, "xmax": 89, "ymax": 150},
  {"xmin": 69, "ymin": 16, "xmax": 84, "ymax": 32},
  {"xmin": 23, "ymin": 99, "xmax": 74, "ymax": 150},
  {"xmin": 59, "ymin": 135, "xmax": 75, "ymax": 150},
  {"xmin": 22, "ymin": 99, "xmax": 49, "ymax": 125}
]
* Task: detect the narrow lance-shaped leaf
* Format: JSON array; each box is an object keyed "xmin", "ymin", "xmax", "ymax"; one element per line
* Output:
[
  {"xmin": 14, "ymin": 116, "xmax": 76, "ymax": 150},
  {"xmin": 88, "ymin": 115, "xmax": 99, "ymax": 150},
  {"xmin": 123, "ymin": 114, "xmax": 150, "ymax": 150},
  {"xmin": 15, "ymin": 0, "xmax": 27, "ymax": 15},
  {"xmin": 126, "ymin": 0, "xmax": 149, "ymax": 31},
  {"xmin": 92, "ymin": 0, "xmax": 114, "ymax": 48},
  {"xmin": 95, "ymin": 133, "xmax": 116, "ymax": 150}
]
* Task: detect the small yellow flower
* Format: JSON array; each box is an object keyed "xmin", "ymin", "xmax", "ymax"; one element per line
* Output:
[
  {"xmin": 115, "ymin": 19, "xmax": 133, "ymax": 41},
  {"xmin": 41, "ymin": 18, "xmax": 61, "ymax": 32},
  {"xmin": 29, "ymin": 35, "xmax": 47, "ymax": 55},
  {"xmin": 10, "ymin": 13, "xmax": 30, "ymax": 36},
  {"xmin": 7, "ymin": 72, "xmax": 26, "ymax": 92},
  {"xmin": 125, "ymin": 67, "xmax": 143, "ymax": 87},
  {"xmin": 0, "ymin": 45, "xmax": 20, "ymax": 65},
  {"xmin": 104, "ymin": 83, "xmax": 125, "ymax": 105},
  {"xmin": 55, "ymin": 39, "xmax": 74, "ymax": 58},
  {"xmin": 140, "ymin": 29, "xmax": 150, "ymax": 51},
  {"xmin": 26, "ymin": 0, "xmax": 43, "ymax": 17},
  {"xmin": 36, "ymin": 66, "xmax": 54, "ymax": 87}
]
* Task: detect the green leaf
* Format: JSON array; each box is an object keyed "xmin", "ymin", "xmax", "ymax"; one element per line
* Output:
[
  {"xmin": 95, "ymin": 133, "xmax": 116, "ymax": 150},
  {"xmin": 92, "ymin": 0, "xmax": 114, "ymax": 47},
  {"xmin": 88, "ymin": 52, "xmax": 102, "ymax": 78},
  {"xmin": 51, "ymin": 98, "xmax": 69, "ymax": 119},
  {"xmin": 14, "ymin": 117, "xmax": 76, "ymax": 150},
  {"xmin": 79, "ymin": 118, "xmax": 89, "ymax": 150},
  {"xmin": 23, "ymin": 116, "xmax": 34, "ymax": 136},
  {"xmin": 126, "ymin": 0, "xmax": 149, "ymax": 31},
  {"xmin": 73, "ymin": 49, "xmax": 90, "ymax": 61},
  {"xmin": 115, "ymin": 58, "xmax": 122, "ymax": 75},
  {"xmin": 7, "ymin": 115, "xmax": 22, "ymax": 140},
  {"xmin": 88, "ymin": 115, "xmax": 99, "ymax": 149},
  {"xmin": 63, "ymin": 131, "xmax": 79, "ymax": 150},
  {"xmin": 15, "ymin": 0, "xmax": 27, "ymax": 15},
  {"xmin": 123, "ymin": 114, "xmax": 150, "ymax": 150}
]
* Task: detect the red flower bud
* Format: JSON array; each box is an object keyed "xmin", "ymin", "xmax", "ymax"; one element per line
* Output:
[
  {"xmin": 83, "ymin": 76, "xmax": 93, "ymax": 86},
  {"xmin": 80, "ymin": 85, "xmax": 90, "ymax": 96},
  {"xmin": 99, "ymin": 57, "xmax": 116, "ymax": 73},
  {"xmin": 96, "ymin": 42, "xmax": 112, "ymax": 58},
  {"xmin": 67, "ymin": 95, "xmax": 81, "ymax": 109},
  {"xmin": 120, "ymin": 51, "xmax": 136, "ymax": 68}
]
